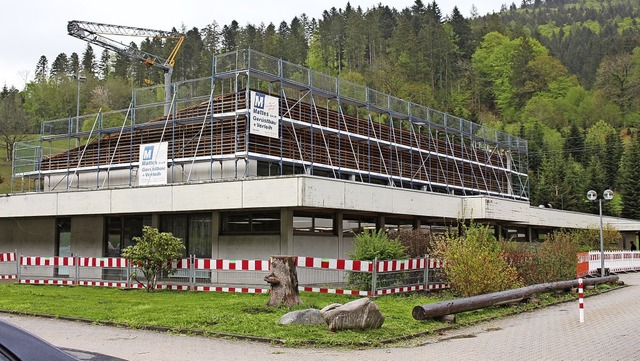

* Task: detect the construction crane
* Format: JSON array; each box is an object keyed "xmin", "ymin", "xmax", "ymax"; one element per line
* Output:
[{"xmin": 67, "ymin": 20, "xmax": 185, "ymax": 115}]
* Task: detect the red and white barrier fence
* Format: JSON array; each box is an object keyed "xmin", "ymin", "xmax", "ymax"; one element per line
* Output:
[
  {"xmin": 588, "ymin": 251, "xmax": 640, "ymax": 274},
  {"xmin": 3, "ymin": 253, "xmax": 448, "ymax": 296},
  {"xmin": 0, "ymin": 252, "xmax": 17, "ymax": 280}
]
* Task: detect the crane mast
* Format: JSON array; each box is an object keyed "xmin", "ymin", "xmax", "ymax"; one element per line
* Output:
[{"xmin": 67, "ymin": 20, "xmax": 184, "ymax": 115}]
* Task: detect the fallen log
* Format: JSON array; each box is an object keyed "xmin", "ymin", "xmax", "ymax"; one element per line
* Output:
[{"xmin": 412, "ymin": 275, "xmax": 619, "ymax": 320}]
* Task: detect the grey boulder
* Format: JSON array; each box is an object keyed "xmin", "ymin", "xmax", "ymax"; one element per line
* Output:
[
  {"xmin": 278, "ymin": 308, "xmax": 325, "ymax": 325},
  {"xmin": 320, "ymin": 297, "xmax": 385, "ymax": 331}
]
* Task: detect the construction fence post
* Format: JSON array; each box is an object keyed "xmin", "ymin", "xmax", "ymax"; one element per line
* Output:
[
  {"xmin": 16, "ymin": 252, "xmax": 21, "ymax": 282},
  {"xmin": 74, "ymin": 256, "xmax": 79, "ymax": 285},
  {"xmin": 371, "ymin": 257, "xmax": 377, "ymax": 297},
  {"xmin": 126, "ymin": 260, "xmax": 131, "ymax": 288},
  {"xmin": 423, "ymin": 254, "xmax": 430, "ymax": 291},
  {"xmin": 190, "ymin": 254, "xmax": 195, "ymax": 290}
]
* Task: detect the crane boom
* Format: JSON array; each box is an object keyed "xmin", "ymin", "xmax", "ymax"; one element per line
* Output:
[{"xmin": 67, "ymin": 20, "xmax": 185, "ymax": 114}]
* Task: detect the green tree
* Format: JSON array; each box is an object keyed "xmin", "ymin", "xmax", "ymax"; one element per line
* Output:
[
  {"xmin": 34, "ymin": 55, "xmax": 48, "ymax": 83},
  {"xmin": 595, "ymin": 53, "xmax": 638, "ymax": 113},
  {"xmin": 50, "ymin": 53, "xmax": 69, "ymax": 81},
  {"xmin": 0, "ymin": 87, "xmax": 32, "ymax": 160},
  {"xmin": 98, "ymin": 49, "xmax": 111, "ymax": 80},
  {"xmin": 121, "ymin": 226, "xmax": 186, "ymax": 292},
  {"xmin": 619, "ymin": 132, "xmax": 640, "ymax": 219},
  {"xmin": 564, "ymin": 121, "xmax": 584, "ymax": 164},
  {"xmin": 69, "ymin": 52, "xmax": 80, "ymax": 77},
  {"xmin": 82, "ymin": 44, "xmax": 96, "ymax": 77}
]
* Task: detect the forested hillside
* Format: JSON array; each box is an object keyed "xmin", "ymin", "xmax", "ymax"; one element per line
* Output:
[{"xmin": 2, "ymin": 0, "xmax": 640, "ymax": 218}]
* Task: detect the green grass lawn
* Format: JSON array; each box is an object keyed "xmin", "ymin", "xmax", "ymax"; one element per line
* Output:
[{"xmin": 0, "ymin": 284, "xmax": 587, "ymax": 346}]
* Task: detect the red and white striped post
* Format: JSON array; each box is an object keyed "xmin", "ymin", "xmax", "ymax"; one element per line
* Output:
[{"xmin": 578, "ymin": 278, "xmax": 584, "ymax": 323}]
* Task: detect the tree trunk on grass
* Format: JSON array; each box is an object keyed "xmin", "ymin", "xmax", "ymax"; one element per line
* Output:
[
  {"xmin": 412, "ymin": 275, "xmax": 619, "ymax": 320},
  {"xmin": 264, "ymin": 256, "xmax": 302, "ymax": 307}
]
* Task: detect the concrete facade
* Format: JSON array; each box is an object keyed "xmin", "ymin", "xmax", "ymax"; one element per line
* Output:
[{"xmin": 1, "ymin": 175, "xmax": 640, "ymax": 259}]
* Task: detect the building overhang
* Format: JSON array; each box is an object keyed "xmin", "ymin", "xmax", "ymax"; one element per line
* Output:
[{"xmin": 2, "ymin": 175, "xmax": 639, "ymax": 232}]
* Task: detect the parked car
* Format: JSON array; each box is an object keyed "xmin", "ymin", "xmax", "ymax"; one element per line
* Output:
[{"xmin": 0, "ymin": 319, "xmax": 78, "ymax": 361}]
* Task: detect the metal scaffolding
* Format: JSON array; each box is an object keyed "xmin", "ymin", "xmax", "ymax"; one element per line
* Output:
[{"xmin": 12, "ymin": 49, "xmax": 529, "ymax": 201}]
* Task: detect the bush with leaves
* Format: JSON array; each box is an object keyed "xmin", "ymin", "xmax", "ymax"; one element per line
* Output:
[
  {"xmin": 388, "ymin": 228, "xmax": 433, "ymax": 258},
  {"xmin": 433, "ymin": 223, "xmax": 521, "ymax": 297},
  {"xmin": 347, "ymin": 229, "xmax": 408, "ymax": 291},
  {"xmin": 533, "ymin": 230, "xmax": 578, "ymax": 282},
  {"xmin": 502, "ymin": 230, "xmax": 578, "ymax": 285},
  {"xmin": 121, "ymin": 226, "xmax": 186, "ymax": 292},
  {"xmin": 572, "ymin": 226, "xmax": 621, "ymax": 252}
]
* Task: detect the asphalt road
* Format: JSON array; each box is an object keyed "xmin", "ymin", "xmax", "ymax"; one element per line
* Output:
[{"xmin": 2, "ymin": 273, "xmax": 640, "ymax": 361}]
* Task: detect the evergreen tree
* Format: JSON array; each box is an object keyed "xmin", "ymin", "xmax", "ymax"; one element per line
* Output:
[
  {"xmin": 221, "ymin": 20, "xmax": 239, "ymax": 51},
  {"xmin": 449, "ymin": 6, "xmax": 474, "ymax": 60},
  {"xmin": 202, "ymin": 20, "xmax": 221, "ymax": 56},
  {"xmin": 50, "ymin": 53, "xmax": 69, "ymax": 81},
  {"xmin": 113, "ymin": 46, "xmax": 132, "ymax": 79},
  {"xmin": 564, "ymin": 121, "xmax": 584, "ymax": 164},
  {"xmin": 69, "ymin": 52, "xmax": 80, "ymax": 76},
  {"xmin": 99, "ymin": 49, "xmax": 111, "ymax": 79},
  {"xmin": 619, "ymin": 132, "xmax": 640, "ymax": 219},
  {"xmin": 34, "ymin": 55, "xmax": 48, "ymax": 83},
  {"xmin": 82, "ymin": 44, "xmax": 96, "ymax": 77},
  {"xmin": 603, "ymin": 131, "xmax": 623, "ymax": 188}
]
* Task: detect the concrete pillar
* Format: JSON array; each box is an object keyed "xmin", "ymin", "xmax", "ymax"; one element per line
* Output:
[
  {"xmin": 150, "ymin": 214, "xmax": 160, "ymax": 229},
  {"xmin": 335, "ymin": 212, "xmax": 344, "ymax": 258},
  {"xmin": 280, "ymin": 208, "xmax": 294, "ymax": 255},
  {"xmin": 526, "ymin": 226, "xmax": 533, "ymax": 242},
  {"xmin": 494, "ymin": 224, "xmax": 503, "ymax": 240},
  {"xmin": 211, "ymin": 211, "xmax": 220, "ymax": 258}
]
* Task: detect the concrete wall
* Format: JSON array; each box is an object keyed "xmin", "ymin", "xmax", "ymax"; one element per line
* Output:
[
  {"xmin": 71, "ymin": 216, "xmax": 104, "ymax": 257},
  {"xmin": 293, "ymin": 235, "xmax": 340, "ymax": 258},
  {"xmin": 217, "ymin": 235, "xmax": 281, "ymax": 259},
  {"xmin": 8, "ymin": 218, "xmax": 56, "ymax": 256}
]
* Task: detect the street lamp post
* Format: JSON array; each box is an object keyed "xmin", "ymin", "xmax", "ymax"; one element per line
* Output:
[
  {"xmin": 587, "ymin": 189, "xmax": 614, "ymax": 277},
  {"xmin": 73, "ymin": 73, "xmax": 87, "ymax": 147}
]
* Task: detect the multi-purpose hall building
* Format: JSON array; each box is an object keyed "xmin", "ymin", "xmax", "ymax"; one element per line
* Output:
[{"xmin": 2, "ymin": 49, "xmax": 639, "ymax": 262}]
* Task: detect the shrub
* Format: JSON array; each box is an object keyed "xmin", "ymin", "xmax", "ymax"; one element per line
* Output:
[
  {"xmin": 434, "ymin": 223, "xmax": 521, "ymax": 297},
  {"xmin": 121, "ymin": 226, "xmax": 186, "ymax": 292},
  {"xmin": 389, "ymin": 228, "xmax": 433, "ymax": 258},
  {"xmin": 533, "ymin": 230, "xmax": 578, "ymax": 282},
  {"xmin": 501, "ymin": 230, "xmax": 579, "ymax": 285},
  {"xmin": 573, "ymin": 226, "xmax": 621, "ymax": 252},
  {"xmin": 347, "ymin": 229, "xmax": 408, "ymax": 291}
]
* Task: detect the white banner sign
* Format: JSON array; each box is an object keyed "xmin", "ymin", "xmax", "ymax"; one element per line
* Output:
[
  {"xmin": 138, "ymin": 142, "xmax": 168, "ymax": 186},
  {"xmin": 249, "ymin": 91, "xmax": 279, "ymax": 139}
]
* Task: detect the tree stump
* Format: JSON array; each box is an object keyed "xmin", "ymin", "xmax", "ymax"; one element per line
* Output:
[{"xmin": 264, "ymin": 256, "xmax": 302, "ymax": 307}]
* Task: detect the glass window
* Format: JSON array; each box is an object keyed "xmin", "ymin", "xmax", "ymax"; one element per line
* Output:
[
  {"xmin": 384, "ymin": 218, "xmax": 415, "ymax": 233},
  {"xmin": 105, "ymin": 216, "xmax": 149, "ymax": 257},
  {"xmin": 222, "ymin": 212, "xmax": 280, "ymax": 234},
  {"xmin": 293, "ymin": 212, "xmax": 335, "ymax": 234},
  {"xmin": 161, "ymin": 214, "xmax": 212, "ymax": 258},
  {"xmin": 342, "ymin": 215, "xmax": 377, "ymax": 235},
  {"xmin": 189, "ymin": 215, "xmax": 212, "ymax": 258}
]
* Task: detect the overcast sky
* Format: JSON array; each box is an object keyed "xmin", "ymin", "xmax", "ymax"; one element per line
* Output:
[{"xmin": 1, "ymin": 0, "xmax": 507, "ymax": 90}]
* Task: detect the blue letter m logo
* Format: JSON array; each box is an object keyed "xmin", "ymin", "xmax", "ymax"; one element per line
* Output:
[
  {"xmin": 254, "ymin": 93, "xmax": 266, "ymax": 109},
  {"xmin": 142, "ymin": 146, "xmax": 155, "ymax": 160}
]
